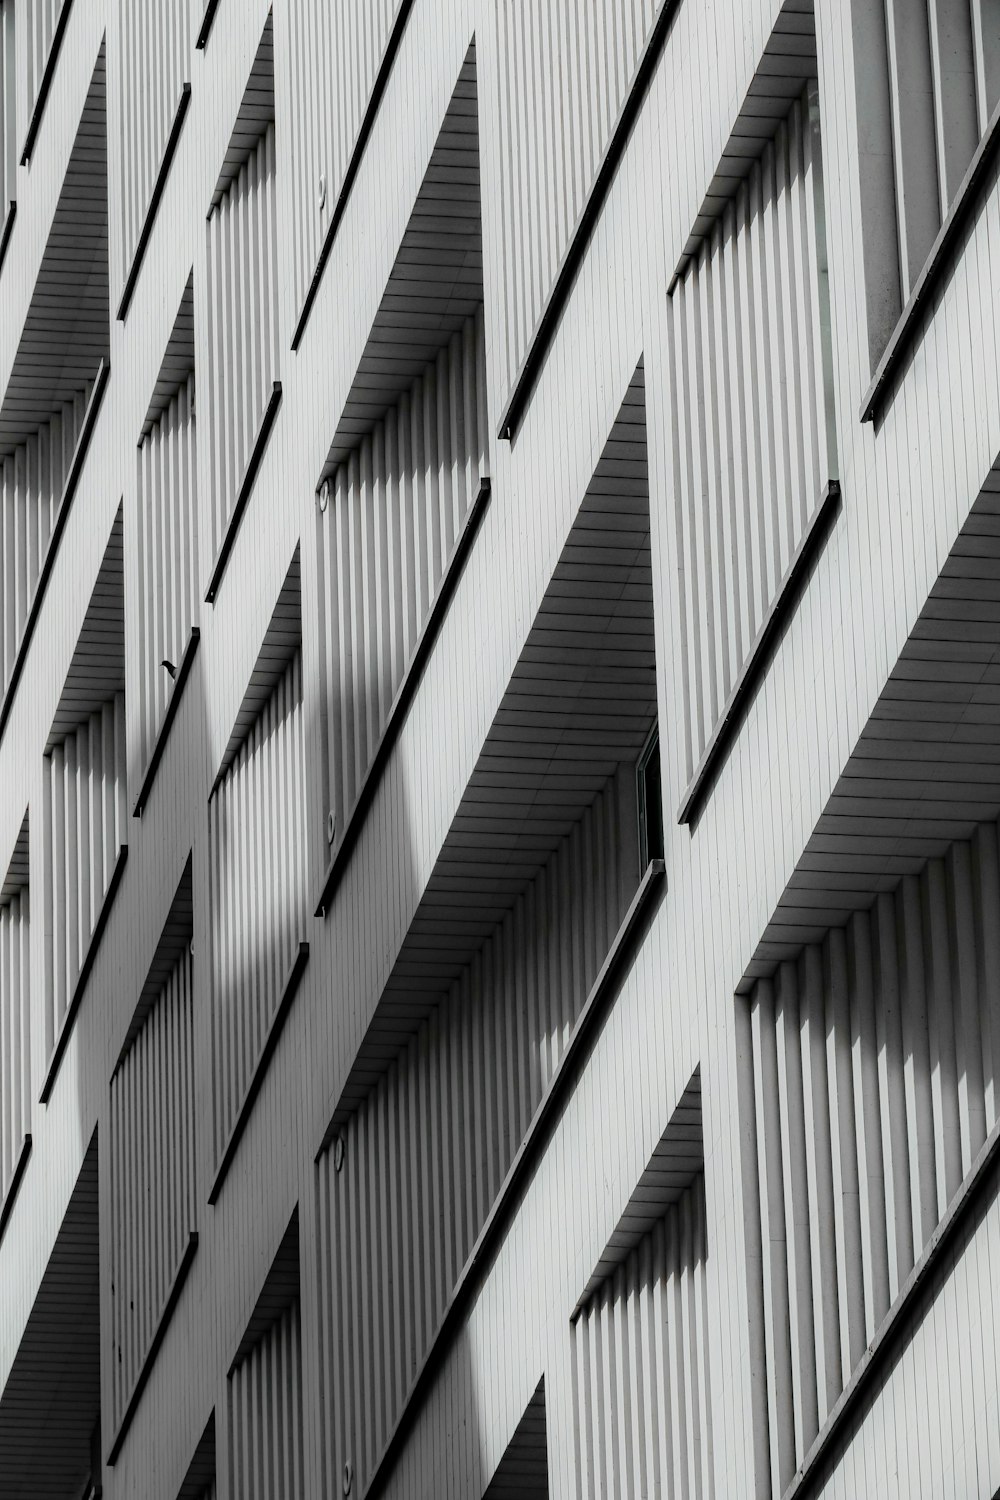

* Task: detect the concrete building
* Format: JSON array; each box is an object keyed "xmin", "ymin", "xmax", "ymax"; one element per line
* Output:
[{"xmin": 1, "ymin": 0, "xmax": 999, "ymax": 1495}]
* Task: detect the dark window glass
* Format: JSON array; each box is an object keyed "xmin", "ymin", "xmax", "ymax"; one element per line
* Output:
[{"xmin": 637, "ymin": 723, "xmax": 663, "ymax": 868}]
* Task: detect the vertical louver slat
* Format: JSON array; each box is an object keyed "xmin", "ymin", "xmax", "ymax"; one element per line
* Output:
[
  {"xmin": 316, "ymin": 308, "xmax": 488, "ymax": 848},
  {"xmin": 205, "ymin": 124, "xmax": 278, "ymax": 570},
  {"xmin": 572, "ymin": 1173, "xmax": 714, "ymax": 1499},
  {"xmin": 286, "ymin": 0, "xmax": 401, "ymax": 323},
  {"xmin": 0, "ymin": 0, "xmax": 14, "ymax": 212},
  {"xmin": 0, "ymin": 384, "xmax": 95, "ymax": 697},
  {"xmin": 493, "ymin": 0, "xmax": 660, "ymax": 406},
  {"xmin": 0, "ymin": 886, "xmax": 29, "ymax": 1205},
  {"xmin": 668, "ymin": 88, "xmax": 833, "ymax": 781},
  {"xmin": 745, "ymin": 815, "xmax": 1000, "ymax": 1495},
  {"xmin": 41, "ymin": 692, "xmax": 126, "ymax": 1064},
  {"xmin": 316, "ymin": 775, "xmax": 631, "ymax": 1497},
  {"xmin": 110, "ymin": 946, "xmax": 195, "ymax": 1431},
  {"xmin": 228, "ymin": 1301, "xmax": 305, "ymax": 1500},
  {"xmin": 135, "ymin": 375, "xmax": 198, "ymax": 776},
  {"xmin": 209, "ymin": 650, "xmax": 307, "ymax": 1165}
]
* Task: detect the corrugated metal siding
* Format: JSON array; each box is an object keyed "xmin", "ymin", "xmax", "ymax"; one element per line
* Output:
[
  {"xmin": 110, "ymin": 946, "xmax": 196, "ymax": 1432},
  {"xmin": 204, "ymin": 122, "xmax": 279, "ymax": 572},
  {"xmin": 572, "ymin": 1172, "xmax": 714, "ymax": 1500},
  {"xmin": 228, "ymin": 1300, "xmax": 305, "ymax": 1500},
  {"xmin": 745, "ymin": 814, "xmax": 1000, "ymax": 1494},
  {"xmin": 1, "ymin": 385, "xmax": 94, "ymax": 696},
  {"xmin": 135, "ymin": 375, "xmax": 198, "ymax": 777},
  {"xmin": 0, "ymin": 887, "xmax": 29, "ymax": 1204},
  {"xmin": 41, "ymin": 692, "xmax": 126, "ymax": 1063},
  {"xmin": 285, "ymin": 0, "xmax": 402, "ymax": 322},
  {"xmin": 116, "ymin": 0, "xmax": 190, "ymax": 282},
  {"xmin": 492, "ymin": 0, "xmax": 662, "ymax": 407},
  {"xmin": 209, "ymin": 649, "xmax": 307, "ymax": 1165},
  {"xmin": 315, "ymin": 771, "xmax": 633, "ymax": 1497},
  {"xmin": 0, "ymin": 0, "xmax": 14, "ymax": 212},
  {"xmin": 316, "ymin": 307, "xmax": 488, "ymax": 847},
  {"xmin": 21, "ymin": 0, "xmax": 65, "ymax": 149},
  {"xmin": 667, "ymin": 86, "xmax": 834, "ymax": 781}
]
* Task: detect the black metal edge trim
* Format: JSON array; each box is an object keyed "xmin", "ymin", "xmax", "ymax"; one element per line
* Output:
[
  {"xmin": 290, "ymin": 0, "xmax": 417, "ymax": 352},
  {"xmin": 782, "ymin": 1111, "xmax": 1000, "ymax": 1500},
  {"xmin": 315, "ymin": 477, "xmax": 492, "ymax": 920},
  {"xmin": 358, "ymin": 861, "xmax": 666, "ymax": 1499},
  {"xmin": 0, "ymin": 199, "xmax": 16, "ymax": 278},
  {"xmin": 678, "ymin": 480, "xmax": 842, "ymax": 828},
  {"xmin": 117, "ymin": 85, "xmax": 192, "ymax": 323},
  {"xmin": 195, "ymin": 0, "xmax": 221, "ymax": 49},
  {"xmin": 0, "ymin": 1134, "xmax": 32, "ymax": 1245},
  {"xmin": 107, "ymin": 1231, "xmax": 199, "ymax": 1465},
  {"xmin": 40, "ymin": 843, "xmax": 129, "ymax": 1104},
  {"xmin": 204, "ymin": 381, "xmax": 282, "ymax": 605},
  {"xmin": 208, "ymin": 941, "xmax": 309, "ymax": 1206},
  {"xmin": 0, "ymin": 360, "xmax": 111, "ymax": 749},
  {"xmin": 495, "ymin": 0, "xmax": 678, "ymax": 443},
  {"xmin": 861, "ymin": 95, "xmax": 1000, "ymax": 424},
  {"xmin": 132, "ymin": 628, "xmax": 201, "ymax": 817},
  {"xmin": 19, "ymin": 0, "xmax": 76, "ymax": 165}
]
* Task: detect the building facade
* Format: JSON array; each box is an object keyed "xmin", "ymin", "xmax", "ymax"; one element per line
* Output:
[{"xmin": 1, "ymin": 0, "xmax": 999, "ymax": 1496}]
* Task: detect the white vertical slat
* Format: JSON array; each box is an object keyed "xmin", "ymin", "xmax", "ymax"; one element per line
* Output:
[
  {"xmin": 286, "ymin": 0, "xmax": 401, "ymax": 323},
  {"xmin": 0, "ymin": 384, "xmax": 94, "ymax": 697},
  {"xmin": 109, "ymin": 946, "xmax": 195, "ymax": 1431},
  {"xmin": 493, "ymin": 0, "xmax": 660, "ymax": 407},
  {"xmin": 228, "ymin": 1300, "xmax": 305, "ymax": 1500},
  {"xmin": 0, "ymin": 886, "xmax": 29, "ymax": 1203},
  {"xmin": 316, "ymin": 308, "xmax": 488, "ymax": 849},
  {"xmin": 668, "ymin": 88, "xmax": 833, "ymax": 781},
  {"xmin": 572, "ymin": 1173, "xmax": 714, "ymax": 1500},
  {"xmin": 316, "ymin": 773, "xmax": 631, "ymax": 1498},
  {"xmin": 41, "ymin": 691, "xmax": 126, "ymax": 1064},
  {"xmin": 116, "ymin": 0, "xmax": 190, "ymax": 281},
  {"xmin": 209, "ymin": 649, "xmax": 307, "ymax": 1164},
  {"xmin": 205, "ymin": 123, "xmax": 279, "ymax": 570},
  {"xmin": 745, "ymin": 811, "xmax": 1000, "ymax": 1495},
  {"xmin": 135, "ymin": 374, "xmax": 198, "ymax": 777}
]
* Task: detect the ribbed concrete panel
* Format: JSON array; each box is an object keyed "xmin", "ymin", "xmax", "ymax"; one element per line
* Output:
[
  {"xmin": 1, "ymin": 381, "xmax": 94, "ymax": 694},
  {"xmin": 575, "ymin": 1069, "xmax": 703, "ymax": 1311},
  {"xmin": 228, "ymin": 1300, "xmax": 304, "ymax": 1500},
  {"xmin": 747, "ymin": 461, "xmax": 1000, "ymax": 979},
  {"xmin": 286, "ymin": 0, "xmax": 403, "ymax": 323},
  {"xmin": 116, "ymin": 0, "xmax": 190, "ymax": 289},
  {"xmin": 0, "ymin": 1135, "xmax": 100, "ymax": 1500},
  {"xmin": 19, "ymin": 0, "xmax": 67, "ymax": 156},
  {"xmin": 668, "ymin": 84, "xmax": 835, "ymax": 783},
  {"xmin": 205, "ymin": 106, "xmax": 278, "ymax": 576},
  {"xmin": 0, "ymin": 871, "xmax": 28, "ymax": 1210},
  {"xmin": 110, "ymin": 942, "xmax": 196, "ymax": 1434},
  {"xmin": 484, "ymin": 1380, "xmax": 548, "ymax": 1499},
  {"xmin": 41, "ymin": 512, "xmax": 126, "ymax": 1075},
  {"xmin": 317, "ymin": 307, "xmax": 488, "ymax": 851},
  {"xmin": 745, "ymin": 808, "xmax": 1000, "ymax": 1492},
  {"xmin": 135, "ymin": 374, "xmax": 198, "ymax": 782},
  {"xmin": 322, "ymin": 44, "xmax": 481, "ymax": 471},
  {"xmin": 491, "ymin": 0, "xmax": 662, "ymax": 409},
  {"xmin": 572, "ymin": 1172, "xmax": 714, "ymax": 1500},
  {"xmin": 209, "ymin": 649, "xmax": 307, "ymax": 1167},
  {"xmin": 0, "ymin": 0, "xmax": 13, "ymax": 214},
  {"xmin": 0, "ymin": 40, "xmax": 107, "ymax": 453},
  {"xmin": 317, "ymin": 773, "xmax": 633, "ymax": 1499},
  {"xmin": 326, "ymin": 365, "xmax": 652, "ymax": 1119}
]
